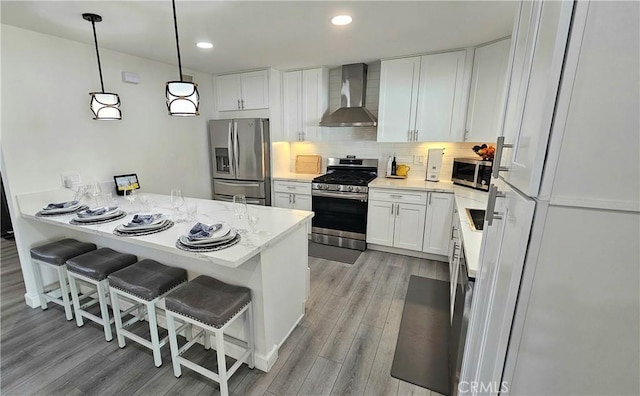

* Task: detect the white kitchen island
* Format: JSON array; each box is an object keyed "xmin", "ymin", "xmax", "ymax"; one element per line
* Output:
[{"xmin": 16, "ymin": 190, "xmax": 313, "ymax": 372}]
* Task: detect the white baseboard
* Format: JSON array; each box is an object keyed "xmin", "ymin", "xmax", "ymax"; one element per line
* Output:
[{"xmin": 24, "ymin": 292, "xmax": 41, "ymax": 308}]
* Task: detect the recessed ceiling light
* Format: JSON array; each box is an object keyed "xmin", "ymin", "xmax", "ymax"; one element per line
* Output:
[
  {"xmin": 331, "ymin": 15, "xmax": 352, "ymax": 26},
  {"xmin": 196, "ymin": 41, "xmax": 213, "ymax": 49}
]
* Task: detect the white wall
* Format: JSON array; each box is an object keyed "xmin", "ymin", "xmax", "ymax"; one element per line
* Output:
[
  {"xmin": 0, "ymin": 24, "xmax": 215, "ymax": 307},
  {"xmin": 1, "ymin": 24, "xmax": 215, "ymax": 200}
]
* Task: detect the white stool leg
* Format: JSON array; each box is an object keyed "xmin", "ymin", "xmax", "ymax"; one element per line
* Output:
[
  {"xmin": 110, "ymin": 289, "xmax": 126, "ymax": 348},
  {"xmin": 166, "ymin": 312, "xmax": 182, "ymax": 377},
  {"xmin": 31, "ymin": 261, "xmax": 48, "ymax": 310},
  {"xmin": 215, "ymin": 328, "xmax": 229, "ymax": 396},
  {"xmin": 203, "ymin": 329, "xmax": 211, "ymax": 350},
  {"xmin": 247, "ymin": 303, "xmax": 255, "ymax": 369},
  {"xmin": 147, "ymin": 301, "xmax": 162, "ymax": 367},
  {"xmin": 57, "ymin": 265, "xmax": 73, "ymax": 321},
  {"xmin": 68, "ymin": 273, "xmax": 84, "ymax": 327},
  {"xmin": 96, "ymin": 279, "xmax": 113, "ymax": 341}
]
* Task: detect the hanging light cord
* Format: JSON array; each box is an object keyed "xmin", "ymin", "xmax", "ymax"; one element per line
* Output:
[
  {"xmin": 89, "ymin": 18, "xmax": 105, "ymax": 93},
  {"xmin": 172, "ymin": 0, "xmax": 184, "ymax": 82}
]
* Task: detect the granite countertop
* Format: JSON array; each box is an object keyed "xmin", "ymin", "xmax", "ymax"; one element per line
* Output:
[
  {"xmin": 272, "ymin": 173, "xmax": 318, "ymax": 182},
  {"xmin": 368, "ymin": 178, "xmax": 487, "ymax": 278}
]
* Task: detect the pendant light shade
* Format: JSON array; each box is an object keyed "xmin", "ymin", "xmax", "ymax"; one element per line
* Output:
[
  {"xmin": 83, "ymin": 13, "xmax": 121, "ymax": 120},
  {"xmin": 166, "ymin": 0, "xmax": 199, "ymax": 116}
]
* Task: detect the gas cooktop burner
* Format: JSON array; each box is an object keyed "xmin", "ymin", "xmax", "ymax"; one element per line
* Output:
[{"xmin": 312, "ymin": 171, "xmax": 377, "ymax": 186}]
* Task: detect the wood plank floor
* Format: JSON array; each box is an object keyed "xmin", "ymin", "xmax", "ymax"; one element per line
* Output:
[{"xmin": 0, "ymin": 237, "xmax": 449, "ymax": 395}]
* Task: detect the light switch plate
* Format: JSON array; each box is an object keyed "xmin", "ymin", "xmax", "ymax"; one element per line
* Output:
[
  {"xmin": 413, "ymin": 155, "xmax": 424, "ymax": 165},
  {"xmin": 60, "ymin": 172, "xmax": 81, "ymax": 188}
]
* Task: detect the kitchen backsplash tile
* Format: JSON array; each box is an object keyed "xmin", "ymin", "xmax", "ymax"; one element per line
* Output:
[{"xmin": 289, "ymin": 141, "xmax": 489, "ymax": 181}]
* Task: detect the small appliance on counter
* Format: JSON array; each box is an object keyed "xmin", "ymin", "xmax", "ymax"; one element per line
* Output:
[
  {"xmin": 451, "ymin": 158, "xmax": 492, "ymax": 191},
  {"xmin": 425, "ymin": 148, "xmax": 444, "ymax": 181}
]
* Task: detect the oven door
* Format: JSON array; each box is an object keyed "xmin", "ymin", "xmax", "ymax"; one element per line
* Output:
[{"xmin": 311, "ymin": 191, "xmax": 368, "ymax": 242}]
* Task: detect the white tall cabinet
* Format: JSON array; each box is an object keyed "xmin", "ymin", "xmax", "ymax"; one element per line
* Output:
[
  {"xmin": 282, "ymin": 68, "xmax": 329, "ymax": 142},
  {"xmin": 465, "ymin": 38, "xmax": 511, "ymax": 142},
  {"xmin": 377, "ymin": 50, "xmax": 470, "ymax": 142},
  {"xmin": 462, "ymin": 2, "xmax": 640, "ymax": 395}
]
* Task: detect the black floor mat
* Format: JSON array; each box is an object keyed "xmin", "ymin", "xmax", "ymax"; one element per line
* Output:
[
  {"xmin": 391, "ymin": 275, "xmax": 450, "ymax": 395},
  {"xmin": 307, "ymin": 241, "xmax": 361, "ymax": 264}
]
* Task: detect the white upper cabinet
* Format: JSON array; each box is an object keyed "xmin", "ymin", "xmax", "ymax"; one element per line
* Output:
[
  {"xmin": 281, "ymin": 68, "xmax": 328, "ymax": 142},
  {"xmin": 378, "ymin": 50, "xmax": 469, "ymax": 142},
  {"xmin": 465, "ymin": 38, "xmax": 512, "ymax": 143},
  {"xmin": 377, "ymin": 57, "xmax": 421, "ymax": 142},
  {"xmin": 415, "ymin": 51, "xmax": 468, "ymax": 142},
  {"xmin": 495, "ymin": 1, "xmax": 573, "ymax": 196},
  {"xmin": 216, "ymin": 70, "xmax": 269, "ymax": 111}
]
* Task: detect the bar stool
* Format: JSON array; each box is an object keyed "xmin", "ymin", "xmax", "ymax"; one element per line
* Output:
[
  {"xmin": 165, "ymin": 275, "xmax": 254, "ymax": 396},
  {"xmin": 66, "ymin": 248, "xmax": 137, "ymax": 341},
  {"xmin": 30, "ymin": 239, "xmax": 97, "ymax": 320},
  {"xmin": 108, "ymin": 259, "xmax": 187, "ymax": 367}
]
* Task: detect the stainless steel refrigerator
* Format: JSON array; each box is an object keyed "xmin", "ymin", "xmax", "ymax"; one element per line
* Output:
[{"xmin": 209, "ymin": 118, "xmax": 271, "ymax": 205}]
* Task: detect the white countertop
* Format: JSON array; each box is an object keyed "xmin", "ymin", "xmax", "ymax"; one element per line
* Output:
[
  {"xmin": 368, "ymin": 178, "xmax": 487, "ymax": 278},
  {"xmin": 18, "ymin": 191, "xmax": 313, "ymax": 269},
  {"xmin": 272, "ymin": 173, "xmax": 318, "ymax": 182}
]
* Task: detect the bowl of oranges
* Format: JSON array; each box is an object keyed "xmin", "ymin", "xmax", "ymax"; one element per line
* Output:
[{"xmin": 472, "ymin": 144, "xmax": 495, "ymax": 161}]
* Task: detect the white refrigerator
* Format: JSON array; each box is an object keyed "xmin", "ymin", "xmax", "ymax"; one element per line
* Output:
[{"xmin": 460, "ymin": 1, "xmax": 640, "ymax": 395}]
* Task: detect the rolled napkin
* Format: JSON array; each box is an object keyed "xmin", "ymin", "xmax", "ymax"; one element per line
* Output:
[
  {"xmin": 188, "ymin": 222, "xmax": 223, "ymax": 240},
  {"xmin": 78, "ymin": 205, "xmax": 118, "ymax": 218},
  {"xmin": 124, "ymin": 213, "xmax": 162, "ymax": 228},
  {"xmin": 43, "ymin": 200, "xmax": 78, "ymax": 210}
]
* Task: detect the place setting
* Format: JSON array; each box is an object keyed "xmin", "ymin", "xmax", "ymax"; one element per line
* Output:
[
  {"xmin": 113, "ymin": 213, "xmax": 174, "ymax": 237},
  {"xmin": 35, "ymin": 200, "xmax": 88, "ymax": 217},
  {"xmin": 175, "ymin": 221, "xmax": 241, "ymax": 253},
  {"xmin": 69, "ymin": 205, "xmax": 127, "ymax": 225}
]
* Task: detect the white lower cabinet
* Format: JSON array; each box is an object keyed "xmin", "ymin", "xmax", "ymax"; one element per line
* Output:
[
  {"xmin": 366, "ymin": 189, "xmax": 428, "ymax": 251},
  {"xmin": 422, "ymin": 192, "xmax": 454, "ymax": 255},
  {"xmin": 273, "ymin": 181, "xmax": 311, "ymax": 211}
]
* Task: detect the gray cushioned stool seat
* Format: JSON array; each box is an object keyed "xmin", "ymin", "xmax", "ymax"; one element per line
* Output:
[
  {"xmin": 30, "ymin": 239, "xmax": 97, "ymax": 266},
  {"xmin": 66, "ymin": 248, "xmax": 137, "ymax": 281},
  {"xmin": 165, "ymin": 275, "xmax": 251, "ymax": 328},
  {"xmin": 108, "ymin": 259, "xmax": 187, "ymax": 301}
]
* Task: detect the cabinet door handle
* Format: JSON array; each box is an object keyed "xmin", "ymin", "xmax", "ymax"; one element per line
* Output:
[
  {"xmin": 241, "ymin": 99, "xmax": 245, "ymax": 109},
  {"xmin": 395, "ymin": 203, "xmax": 399, "ymax": 216},
  {"xmin": 288, "ymin": 193, "xmax": 292, "ymax": 205},
  {"xmin": 407, "ymin": 130, "xmax": 411, "ymax": 141},
  {"xmin": 390, "ymin": 194, "xmax": 403, "ymax": 199},
  {"xmin": 293, "ymin": 194, "xmax": 296, "ymax": 204},
  {"xmin": 428, "ymin": 193, "xmax": 432, "ymax": 206},
  {"xmin": 492, "ymin": 136, "xmax": 513, "ymax": 178},
  {"xmin": 287, "ymin": 186, "xmax": 296, "ymax": 190},
  {"xmin": 486, "ymin": 184, "xmax": 506, "ymax": 225},
  {"xmin": 237, "ymin": 99, "xmax": 241, "ymax": 109},
  {"xmin": 391, "ymin": 203, "xmax": 394, "ymax": 215}
]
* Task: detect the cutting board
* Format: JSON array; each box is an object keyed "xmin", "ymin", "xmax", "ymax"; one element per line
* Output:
[{"xmin": 295, "ymin": 155, "xmax": 322, "ymax": 174}]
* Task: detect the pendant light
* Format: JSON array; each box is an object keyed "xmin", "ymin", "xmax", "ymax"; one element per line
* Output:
[
  {"xmin": 83, "ymin": 13, "xmax": 121, "ymax": 120},
  {"xmin": 166, "ymin": 0, "xmax": 200, "ymax": 116}
]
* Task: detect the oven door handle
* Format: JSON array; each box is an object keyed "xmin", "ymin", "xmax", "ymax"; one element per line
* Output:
[{"xmin": 312, "ymin": 190, "xmax": 368, "ymax": 201}]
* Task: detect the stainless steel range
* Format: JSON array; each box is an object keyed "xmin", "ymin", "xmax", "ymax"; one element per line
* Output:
[{"xmin": 311, "ymin": 157, "xmax": 378, "ymax": 251}]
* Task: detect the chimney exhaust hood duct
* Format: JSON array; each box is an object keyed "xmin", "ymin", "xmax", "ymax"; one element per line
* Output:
[{"xmin": 319, "ymin": 63, "xmax": 377, "ymax": 127}]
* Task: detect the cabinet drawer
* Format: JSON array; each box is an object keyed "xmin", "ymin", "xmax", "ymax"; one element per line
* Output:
[
  {"xmin": 369, "ymin": 189, "xmax": 428, "ymax": 205},
  {"xmin": 273, "ymin": 180, "xmax": 311, "ymax": 195}
]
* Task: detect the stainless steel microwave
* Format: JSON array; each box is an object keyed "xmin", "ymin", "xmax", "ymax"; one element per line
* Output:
[{"xmin": 451, "ymin": 158, "xmax": 492, "ymax": 191}]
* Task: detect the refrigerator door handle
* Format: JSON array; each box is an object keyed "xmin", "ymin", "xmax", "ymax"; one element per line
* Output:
[
  {"xmin": 227, "ymin": 122, "xmax": 235, "ymax": 178},
  {"xmin": 233, "ymin": 121, "xmax": 240, "ymax": 175},
  {"xmin": 215, "ymin": 180, "xmax": 262, "ymax": 188}
]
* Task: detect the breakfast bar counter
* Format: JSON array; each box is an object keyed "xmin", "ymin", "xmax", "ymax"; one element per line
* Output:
[{"xmin": 16, "ymin": 189, "xmax": 313, "ymax": 372}]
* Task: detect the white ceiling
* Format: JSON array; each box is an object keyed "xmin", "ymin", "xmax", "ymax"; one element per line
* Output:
[{"xmin": 1, "ymin": 1, "xmax": 517, "ymax": 75}]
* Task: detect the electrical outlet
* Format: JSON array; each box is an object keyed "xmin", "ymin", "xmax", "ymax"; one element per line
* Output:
[
  {"xmin": 413, "ymin": 155, "xmax": 424, "ymax": 165},
  {"xmin": 60, "ymin": 172, "xmax": 81, "ymax": 188}
]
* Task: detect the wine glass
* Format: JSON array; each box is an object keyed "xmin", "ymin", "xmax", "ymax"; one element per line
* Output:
[
  {"xmin": 123, "ymin": 183, "xmax": 136, "ymax": 207},
  {"xmin": 170, "ymin": 189, "xmax": 185, "ymax": 221},
  {"xmin": 247, "ymin": 208, "xmax": 260, "ymax": 234},
  {"xmin": 232, "ymin": 194, "xmax": 248, "ymax": 233},
  {"xmin": 89, "ymin": 182, "xmax": 102, "ymax": 207}
]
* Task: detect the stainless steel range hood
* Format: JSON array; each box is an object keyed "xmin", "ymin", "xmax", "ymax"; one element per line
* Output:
[{"xmin": 319, "ymin": 63, "xmax": 377, "ymax": 127}]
